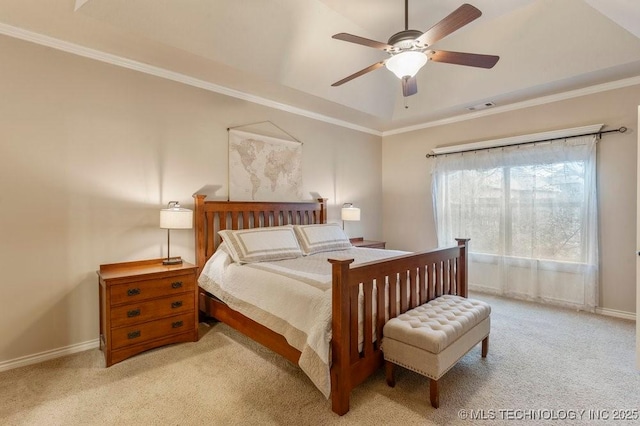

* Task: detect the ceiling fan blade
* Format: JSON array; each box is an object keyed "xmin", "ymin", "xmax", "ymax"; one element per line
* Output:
[
  {"xmin": 428, "ymin": 50, "xmax": 499, "ymax": 69},
  {"xmin": 402, "ymin": 76, "xmax": 418, "ymax": 97},
  {"xmin": 332, "ymin": 61, "xmax": 385, "ymax": 86},
  {"xmin": 416, "ymin": 4, "xmax": 482, "ymax": 47},
  {"xmin": 332, "ymin": 33, "xmax": 393, "ymax": 51}
]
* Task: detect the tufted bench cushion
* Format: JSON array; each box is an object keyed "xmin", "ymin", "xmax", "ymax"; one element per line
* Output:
[
  {"xmin": 382, "ymin": 295, "xmax": 491, "ymax": 408},
  {"xmin": 384, "ymin": 295, "xmax": 491, "ymax": 354}
]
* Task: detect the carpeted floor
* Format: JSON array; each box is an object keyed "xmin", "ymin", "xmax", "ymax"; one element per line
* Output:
[{"xmin": 0, "ymin": 293, "xmax": 637, "ymax": 425}]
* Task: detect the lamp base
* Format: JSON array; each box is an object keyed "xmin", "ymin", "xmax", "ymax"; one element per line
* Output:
[{"xmin": 162, "ymin": 257, "xmax": 183, "ymax": 265}]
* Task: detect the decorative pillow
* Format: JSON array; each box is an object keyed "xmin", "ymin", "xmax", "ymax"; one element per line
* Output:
[
  {"xmin": 293, "ymin": 224, "xmax": 352, "ymax": 255},
  {"xmin": 218, "ymin": 226, "xmax": 303, "ymax": 264}
]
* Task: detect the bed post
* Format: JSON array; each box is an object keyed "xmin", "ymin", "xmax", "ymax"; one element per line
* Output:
[
  {"xmin": 455, "ymin": 238, "xmax": 470, "ymax": 298},
  {"xmin": 317, "ymin": 197, "xmax": 327, "ymax": 224},
  {"xmin": 328, "ymin": 257, "xmax": 354, "ymax": 415},
  {"xmin": 194, "ymin": 194, "xmax": 207, "ymax": 276}
]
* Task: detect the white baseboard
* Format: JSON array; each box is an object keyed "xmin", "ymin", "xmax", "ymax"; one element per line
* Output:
[
  {"xmin": 471, "ymin": 287, "xmax": 636, "ymax": 321},
  {"xmin": 596, "ymin": 307, "xmax": 636, "ymax": 321},
  {"xmin": 0, "ymin": 338, "xmax": 100, "ymax": 373}
]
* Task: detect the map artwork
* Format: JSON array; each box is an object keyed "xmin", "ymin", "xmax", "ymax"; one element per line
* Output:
[{"xmin": 228, "ymin": 129, "xmax": 303, "ymax": 201}]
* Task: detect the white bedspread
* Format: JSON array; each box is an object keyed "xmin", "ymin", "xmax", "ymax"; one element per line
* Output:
[{"xmin": 198, "ymin": 246, "xmax": 407, "ymax": 398}]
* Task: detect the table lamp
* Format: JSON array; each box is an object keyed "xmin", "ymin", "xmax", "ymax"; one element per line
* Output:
[
  {"xmin": 341, "ymin": 203, "xmax": 361, "ymax": 230},
  {"xmin": 160, "ymin": 201, "xmax": 193, "ymax": 265}
]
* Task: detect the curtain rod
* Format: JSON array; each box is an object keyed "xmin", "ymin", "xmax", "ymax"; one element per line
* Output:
[{"xmin": 425, "ymin": 126, "xmax": 627, "ymax": 158}]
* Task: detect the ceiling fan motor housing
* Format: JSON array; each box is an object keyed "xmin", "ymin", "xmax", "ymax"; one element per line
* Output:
[{"xmin": 388, "ymin": 30, "xmax": 424, "ymax": 50}]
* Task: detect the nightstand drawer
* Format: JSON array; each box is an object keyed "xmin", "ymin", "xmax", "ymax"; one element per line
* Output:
[
  {"xmin": 110, "ymin": 313, "xmax": 195, "ymax": 350},
  {"xmin": 110, "ymin": 293, "xmax": 194, "ymax": 328},
  {"xmin": 110, "ymin": 274, "xmax": 195, "ymax": 305}
]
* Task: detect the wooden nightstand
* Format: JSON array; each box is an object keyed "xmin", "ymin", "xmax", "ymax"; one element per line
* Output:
[
  {"xmin": 350, "ymin": 237, "xmax": 386, "ymax": 249},
  {"xmin": 97, "ymin": 258, "xmax": 199, "ymax": 367}
]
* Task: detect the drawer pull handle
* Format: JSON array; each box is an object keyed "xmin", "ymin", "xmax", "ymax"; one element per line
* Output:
[
  {"xmin": 172, "ymin": 320, "xmax": 183, "ymax": 329},
  {"xmin": 171, "ymin": 281, "xmax": 183, "ymax": 289},
  {"xmin": 171, "ymin": 301, "xmax": 183, "ymax": 309},
  {"xmin": 127, "ymin": 309, "xmax": 141, "ymax": 318},
  {"xmin": 128, "ymin": 330, "xmax": 141, "ymax": 339},
  {"xmin": 127, "ymin": 288, "xmax": 141, "ymax": 296}
]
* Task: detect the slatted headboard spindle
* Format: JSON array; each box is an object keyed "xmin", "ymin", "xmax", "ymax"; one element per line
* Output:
[{"xmin": 193, "ymin": 195, "xmax": 327, "ymax": 274}]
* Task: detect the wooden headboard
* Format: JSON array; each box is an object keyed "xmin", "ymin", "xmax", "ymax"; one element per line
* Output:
[{"xmin": 193, "ymin": 195, "xmax": 327, "ymax": 273}]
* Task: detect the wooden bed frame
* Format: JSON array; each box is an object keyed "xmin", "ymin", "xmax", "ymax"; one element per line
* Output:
[{"xmin": 194, "ymin": 195, "xmax": 469, "ymax": 415}]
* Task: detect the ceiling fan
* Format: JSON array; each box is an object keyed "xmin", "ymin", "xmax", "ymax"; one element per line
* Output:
[{"xmin": 331, "ymin": 2, "xmax": 499, "ymax": 97}]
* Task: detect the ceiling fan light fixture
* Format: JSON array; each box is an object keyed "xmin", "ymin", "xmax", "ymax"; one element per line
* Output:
[{"xmin": 385, "ymin": 51, "xmax": 428, "ymax": 79}]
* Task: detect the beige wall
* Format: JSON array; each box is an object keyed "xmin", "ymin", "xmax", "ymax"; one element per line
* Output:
[
  {"xmin": 0, "ymin": 35, "xmax": 382, "ymax": 364},
  {"xmin": 382, "ymin": 85, "xmax": 639, "ymax": 314}
]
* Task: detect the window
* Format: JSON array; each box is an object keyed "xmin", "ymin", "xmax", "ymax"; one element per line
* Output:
[
  {"xmin": 445, "ymin": 161, "xmax": 587, "ymax": 262},
  {"xmin": 432, "ymin": 135, "xmax": 598, "ymax": 310}
]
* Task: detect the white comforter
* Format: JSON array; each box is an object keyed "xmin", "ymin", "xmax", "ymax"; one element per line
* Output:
[{"xmin": 198, "ymin": 245, "xmax": 407, "ymax": 398}]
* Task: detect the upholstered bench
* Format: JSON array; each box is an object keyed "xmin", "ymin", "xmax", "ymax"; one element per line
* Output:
[{"xmin": 382, "ymin": 294, "xmax": 491, "ymax": 408}]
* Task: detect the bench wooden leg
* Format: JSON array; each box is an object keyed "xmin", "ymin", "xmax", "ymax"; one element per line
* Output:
[
  {"xmin": 482, "ymin": 335, "xmax": 489, "ymax": 358},
  {"xmin": 385, "ymin": 361, "xmax": 396, "ymax": 387},
  {"xmin": 430, "ymin": 379, "xmax": 439, "ymax": 408}
]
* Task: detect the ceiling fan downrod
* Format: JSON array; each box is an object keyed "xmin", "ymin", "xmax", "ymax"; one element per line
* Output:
[{"xmin": 404, "ymin": 0, "xmax": 408, "ymax": 31}]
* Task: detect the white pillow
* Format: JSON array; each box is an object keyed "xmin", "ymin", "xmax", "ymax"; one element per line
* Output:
[
  {"xmin": 218, "ymin": 226, "xmax": 303, "ymax": 264},
  {"xmin": 293, "ymin": 224, "xmax": 352, "ymax": 255}
]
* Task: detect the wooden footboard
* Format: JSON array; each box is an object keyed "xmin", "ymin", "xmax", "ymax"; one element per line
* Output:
[
  {"xmin": 193, "ymin": 195, "xmax": 468, "ymax": 416},
  {"xmin": 328, "ymin": 239, "xmax": 469, "ymax": 415}
]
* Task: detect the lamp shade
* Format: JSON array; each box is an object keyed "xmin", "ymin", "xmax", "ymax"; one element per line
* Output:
[
  {"xmin": 341, "ymin": 204, "xmax": 361, "ymax": 221},
  {"xmin": 160, "ymin": 202, "xmax": 193, "ymax": 229},
  {"xmin": 385, "ymin": 51, "xmax": 428, "ymax": 78}
]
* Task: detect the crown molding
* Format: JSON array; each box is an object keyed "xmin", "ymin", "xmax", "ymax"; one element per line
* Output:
[
  {"xmin": 2, "ymin": 22, "xmax": 638, "ymax": 139},
  {"xmin": 383, "ymin": 76, "xmax": 640, "ymax": 137},
  {"xmin": 0, "ymin": 22, "xmax": 382, "ymax": 137}
]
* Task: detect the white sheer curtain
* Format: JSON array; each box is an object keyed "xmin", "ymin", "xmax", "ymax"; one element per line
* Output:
[{"xmin": 432, "ymin": 135, "xmax": 598, "ymax": 311}]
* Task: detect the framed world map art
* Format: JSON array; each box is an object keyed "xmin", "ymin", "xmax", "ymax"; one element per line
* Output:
[{"xmin": 228, "ymin": 129, "xmax": 303, "ymax": 201}]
